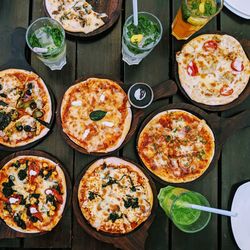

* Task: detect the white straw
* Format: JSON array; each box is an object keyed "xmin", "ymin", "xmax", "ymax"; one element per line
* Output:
[
  {"xmin": 33, "ymin": 47, "xmax": 48, "ymax": 53},
  {"xmin": 132, "ymin": 0, "xmax": 138, "ymax": 26},
  {"xmin": 187, "ymin": 204, "xmax": 238, "ymax": 217}
]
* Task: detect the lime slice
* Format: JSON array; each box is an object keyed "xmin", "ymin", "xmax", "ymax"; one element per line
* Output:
[{"xmin": 187, "ymin": 16, "xmax": 207, "ymax": 26}]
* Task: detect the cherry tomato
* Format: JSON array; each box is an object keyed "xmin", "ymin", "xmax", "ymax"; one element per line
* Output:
[
  {"xmin": 29, "ymin": 205, "xmax": 43, "ymax": 221},
  {"xmin": 220, "ymin": 85, "xmax": 234, "ymax": 96},
  {"xmin": 203, "ymin": 40, "xmax": 218, "ymax": 52},
  {"xmin": 187, "ymin": 61, "xmax": 199, "ymax": 76},
  {"xmin": 231, "ymin": 58, "xmax": 244, "ymax": 72}
]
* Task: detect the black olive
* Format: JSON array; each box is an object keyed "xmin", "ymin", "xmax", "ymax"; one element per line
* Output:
[
  {"xmin": 27, "ymin": 83, "xmax": 33, "ymax": 89},
  {"xmin": 0, "ymin": 93, "xmax": 7, "ymax": 98},
  {"xmin": 0, "ymin": 112, "xmax": 11, "ymax": 130},
  {"xmin": 23, "ymin": 125, "xmax": 32, "ymax": 132},
  {"xmin": 16, "ymin": 125, "xmax": 23, "ymax": 131},
  {"xmin": 0, "ymin": 101, "xmax": 8, "ymax": 107},
  {"xmin": 30, "ymin": 101, "xmax": 37, "ymax": 110},
  {"xmin": 25, "ymin": 89, "xmax": 32, "ymax": 96}
]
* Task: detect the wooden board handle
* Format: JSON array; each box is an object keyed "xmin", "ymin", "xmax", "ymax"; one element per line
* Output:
[
  {"xmin": 220, "ymin": 109, "xmax": 250, "ymax": 144},
  {"xmin": 153, "ymin": 80, "xmax": 178, "ymax": 101}
]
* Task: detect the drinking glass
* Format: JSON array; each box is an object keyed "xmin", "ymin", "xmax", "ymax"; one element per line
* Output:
[
  {"xmin": 26, "ymin": 17, "xmax": 66, "ymax": 70},
  {"xmin": 158, "ymin": 186, "xmax": 211, "ymax": 233}
]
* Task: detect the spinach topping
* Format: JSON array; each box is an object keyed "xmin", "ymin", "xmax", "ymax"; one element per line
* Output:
[
  {"xmin": 88, "ymin": 191, "xmax": 100, "ymax": 201},
  {"xmin": 165, "ymin": 135, "xmax": 172, "ymax": 142},
  {"xmin": 0, "ymin": 111, "xmax": 11, "ymax": 130},
  {"xmin": 53, "ymin": 184, "xmax": 62, "ymax": 194},
  {"xmin": 46, "ymin": 194, "xmax": 57, "ymax": 208},
  {"xmin": 13, "ymin": 214, "xmax": 26, "ymax": 229},
  {"xmin": 30, "ymin": 216, "xmax": 39, "ymax": 223},
  {"xmin": 4, "ymin": 203, "xmax": 12, "ymax": 214},
  {"xmin": 2, "ymin": 177, "xmax": 15, "ymax": 197},
  {"xmin": 0, "ymin": 93, "xmax": 7, "ymax": 98},
  {"xmin": 102, "ymin": 176, "xmax": 121, "ymax": 188},
  {"xmin": 40, "ymin": 169, "xmax": 53, "ymax": 180},
  {"xmin": 108, "ymin": 212, "xmax": 123, "ymax": 223},
  {"xmin": 18, "ymin": 168, "xmax": 27, "ymax": 181},
  {"xmin": 89, "ymin": 110, "xmax": 107, "ymax": 121},
  {"xmin": 0, "ymin": 100, "xmax": 8, "ymax": 107},
  {"xmin": 123, "ymin": 195, "xmax": 139, "ymax": 209},
  {"xmin": 12, "ymin": 160, "xmax": 20, "ymax": 169}
]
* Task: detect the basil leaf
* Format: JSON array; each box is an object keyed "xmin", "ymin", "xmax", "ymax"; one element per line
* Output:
[{"xmin": 89, "ymin": 110, "xmax": 107, "ymax": 121}]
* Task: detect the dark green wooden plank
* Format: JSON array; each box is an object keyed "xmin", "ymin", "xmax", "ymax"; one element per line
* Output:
[
  {"xmin": 220, "ymin": 8, "xmax": 250, "ymax": 250},
  {"xmin": 72, "ymin": 15, "xmax": 122, "ymax": 250},
  {"xmin": 0, "ymin": 0, "xmax": 30, "ymax": 247},
  {"xmin": 171, "ymin": 1, "xmax": 218, "ymax": 250},
  {"xmin": 23, "ymin": 0, "xmax": 75, "ymax": 248},
  {"xmin": 123, "ymin": 1, "xmax": 171, "ymax": 250}
]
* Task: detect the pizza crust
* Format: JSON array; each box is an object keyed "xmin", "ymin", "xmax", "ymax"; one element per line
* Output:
[
  {"xmin": 138, "ymin": 109, "xmax": 215, "ymax": 183},
  {"xmin": 177, "ymin": 34, "xmax": 250, "ymax": 106}
]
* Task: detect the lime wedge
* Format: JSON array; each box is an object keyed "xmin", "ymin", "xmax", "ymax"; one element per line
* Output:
[{"xmin": 187, "ymin": 16, "xmax": 207, "ymax": 26}]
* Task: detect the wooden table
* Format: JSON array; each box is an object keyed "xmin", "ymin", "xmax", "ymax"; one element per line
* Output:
[{"xmin": 0, "ymin": 0, "xmax": 249, "ymax": 249}]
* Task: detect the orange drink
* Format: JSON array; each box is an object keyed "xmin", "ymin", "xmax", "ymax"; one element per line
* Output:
[{"xmin": 172, "ymin": 0, "xmax": 223, "ymax": 40}]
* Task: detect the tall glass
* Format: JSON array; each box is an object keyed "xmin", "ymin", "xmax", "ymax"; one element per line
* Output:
[
  {"xmin": 172, "ymin": 0, "xmax": 224, "ymax": 40},
  {"xmin": 122, "ymin": 12, "xmax": 163, "ymax": 65},
  {"xmin": 26, "ymin": 17, "xmax": 66, "ymax": 70},
  {"xmin": 158, "ymin": 186, "xmax": 211, "ymax": 233}
]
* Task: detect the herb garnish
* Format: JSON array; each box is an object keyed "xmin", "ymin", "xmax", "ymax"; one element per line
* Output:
[
  {"xmin": 89, "ymin": 110, "xmax": 107, "ymax": 121},
  {"xmin": 108, "ymin": 212, "xmax": 123, "ymax": 223},
  {"xmin": 123, "ymin": 195, "xmax": 139, "ymax": 209}
]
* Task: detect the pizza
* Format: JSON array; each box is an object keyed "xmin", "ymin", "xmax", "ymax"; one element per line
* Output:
[
  {"xmin": 0, "ymin": 155, "xmax": 67, "ymax": 233},
  {"xmin": 0, "ymin": 69, "xmax": 52, "ymax": 148},
  {"xmin": 176, "ymin": 34, "xmax": 250, "ymax": 105},
  {"xmin": 137, "ymin": 109, "xmax": 215, "ymax": 183},
  {"xmin": 60, "ymin": 77, "xmax": 132, "ymax": 153},
  {"xmin": 78, "ymin": 157, "xmax": 153, "ymax": 234},
  {"xmin": 45, "ymin": 0, "xmax": 108, "ymax": 33}
]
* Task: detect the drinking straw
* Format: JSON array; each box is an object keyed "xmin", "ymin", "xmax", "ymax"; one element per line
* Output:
[
  {"xmin": 186, "ymin": 203, "xmax": 238, "ymax": 217},
  {"xmin": 33, "ymin": 47, "xmax": 48, "ymax": 53},
  {"xmin": 132, "ymin": 0, "xmax": 138, "ymax": 26}
]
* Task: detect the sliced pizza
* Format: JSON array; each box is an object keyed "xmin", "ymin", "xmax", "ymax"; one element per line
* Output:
[
  {"xmin": 60, "ymin": 77, "xmax": 132, "ymax": 153},
  {"xmin": 78, "ymin": 157, "xmax": 153, "ymax": 234},
  {"xmin": 176, "ymin": 34, "xmax": 250, "ymax": 105},
  {"xmin": 45, "ymin": 0, "xmax": 108, "ymax": 33},
  {"xmin": 137, "ymin": 109, "xmax": 215, "ymax": 183},
  {"xmin": 0, "ymin": 155, "xmax": 67, "ymax": 233},
  {"xmin": 0, "ymin": 69, "xmax": 52, "ymax": 148}
]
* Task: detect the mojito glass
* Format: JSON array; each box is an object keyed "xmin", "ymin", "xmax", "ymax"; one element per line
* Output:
[
  {"xmin": 122, "ymin": 12, "xmax": 163, "ymax": 65},
  {"xmin": 172, "ymin": 0, "xmax": 223, "ymax": 40},
  {"xmin": 158, "ymin": 186, "xmax": 211, "ymax": 233},
  {"xmin": 26, "ymin": 17, "xmax": 66, "ymax": 70}
]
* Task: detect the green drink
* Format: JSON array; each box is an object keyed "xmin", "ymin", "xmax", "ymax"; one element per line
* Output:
[
  {"xmin": 26, "ymin": 17, "xmax": 66, "ymax": 70},
  {"xmin": 158, "ymin": 186, "xmax": 211, "ymax": 233},
  {"xmin": 122, "ymin": 12, "xmax": 162, "ymax": 65}
]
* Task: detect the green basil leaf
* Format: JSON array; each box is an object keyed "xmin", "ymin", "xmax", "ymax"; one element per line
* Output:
[{"xmin": 89, "ymin": 110, "xmax": 107, "ymax": 121}]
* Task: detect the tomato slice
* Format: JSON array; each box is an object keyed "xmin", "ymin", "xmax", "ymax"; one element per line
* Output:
[
  {"xmin": 187, "ymin": 61, "xmax": 199, "ymax": 76},
  {"xmin": 29, "ymin": 205, "xmax": 43, "ymax": 221},
  {"xmin": 28, "ymin": 162, "xmax": 40, "ymax": 184},
  {"xmin": 220, "ymin": 85, "xmax": 234, "ymax": 96},
  {"xmin": 231, "ymin": 58, "xmax": 244, "ymax": 72},
  {"xmin": 203, "ymin": 40, "xmax": 218, "ymax": 52}
]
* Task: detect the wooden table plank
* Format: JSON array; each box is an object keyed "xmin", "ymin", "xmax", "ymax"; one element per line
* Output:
[
  {"xmin": 71, "ymin": 15, "xmax": 122, "ymax": 250},
  {"xmin": 0, "ymin": 0, "xmax": 30, "ymax": 248},
  {"xmin": 170, "ymin": 1, "xmax": 218, "ymax": 249},
  {"xmin": 220, "ymin": 8, "xmax": 250, "ymax": 250},
  {"xmin": 22, "ymin": 0, "xmax": 75, "ymax": 248},
  {"xmin": 123, "ymin": 1, "xmax": 171, "ymax": 250}
]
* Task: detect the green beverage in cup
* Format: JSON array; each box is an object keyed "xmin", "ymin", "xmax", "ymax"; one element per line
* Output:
[
  {"xmin": 158, "ymin": 186, "xmax": 211, "ymax": 233},
  {"xmin": 26, "ymin": 17, "xmax": 66, "ymax": 70},
  {"xmin": 122, "ymin": 12, "xmax": 163, "ymax": 65}
]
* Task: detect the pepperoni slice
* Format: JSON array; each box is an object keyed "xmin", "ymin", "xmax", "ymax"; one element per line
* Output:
[
  {"xmin": 220, "ymin": 85, "xmax": 234, "ymax": 96},
  {"xmin": 203, "ymin": 40, "xmax": 218, "ymax": 52},
  {"xmin": 231, "ymin": 58, "xmax": 244, "ymax": 72},
  {"xmin": 187, "ymin": 61, "xmax": 199, "ymax": 76}
]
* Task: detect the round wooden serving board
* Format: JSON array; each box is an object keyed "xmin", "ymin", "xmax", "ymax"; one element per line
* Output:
[
  {"xmin": 43, "ymin": 0, "xmax": 123, "ymax": 38},
  {"xmin": 0, "ymin": 150, "xmax": 71, "ymax": 239},
  {"xmin": 57, "ymin": 75, "xmax": 177, "ymax": 156},
  {"xmin": 0, "ymin": 27, "xmax": 56, "ymax": 152},
  {"xmin": 174, "ymin": 31, "xmax": 250, "ymax": 112},
  {"xmin": 136, "ymin": 103, "xmax": 250, "ymax": 186},
  {"xmin": 72, "ymin": 157, "xmax": 158, "ymax": 250}
]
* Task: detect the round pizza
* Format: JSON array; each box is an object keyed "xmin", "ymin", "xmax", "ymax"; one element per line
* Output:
[
  {"xmin": 78, "ymin": 157, "xmax": 153, "ymax": 234},
  {"xmin": 45, "ymin": 0, "xmax": 108, "ymax": 34},
  {"xmin": 176, "ymin": 34, "xmax": 250, "ymax": 105},
  {"xmin": 137, "ymin": 109, "xmax": 215, "ymax": 183},
  {"xmin": 0, "ymin": 69, "xmax": 52, "ymax": 148},
  {"xmin": 0, "ymin": 155, "xmax": 67, "ymax": 233},
  {"xmin": 60, "ymin": 77, "xmax": 132, "ymax": 153}
]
